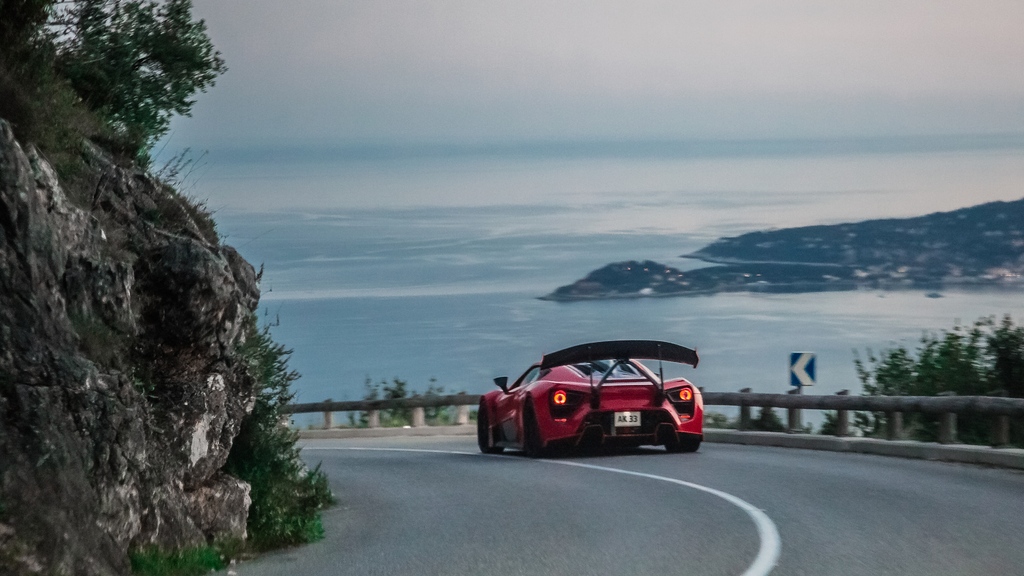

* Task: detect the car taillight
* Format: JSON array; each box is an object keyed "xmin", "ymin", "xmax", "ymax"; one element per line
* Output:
[
  {"xmin": 668, "ymin": 386, "xmax": 695, "ymax": 417},
  {"xmin": 549, "ymin": 389, "xmax": 584, "ymax": 418}
]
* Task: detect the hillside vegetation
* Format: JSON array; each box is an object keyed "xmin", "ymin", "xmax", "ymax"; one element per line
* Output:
[
  {"xmin": 547, "ymin": 198, "xmax": 1024, "ymax": 300},
  {"xmin": 853, "ymin": 315, "xmax": 1024, "ymax": 446},
  {"xmin": 1, "ymin": 0, "xmax": 223, "ymax": 174}
]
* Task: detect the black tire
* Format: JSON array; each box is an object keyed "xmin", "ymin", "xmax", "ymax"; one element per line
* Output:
[
  {"xmin": 522, "ymin": 402, "xmax": 545, "ymax": 458},
  {"xmin": 477, "ymin": 402, "xmax": 504, "ymax": 454},
  {"xmin": 666, "ymin": 435, "xmax": 701, "ymax": 453}
]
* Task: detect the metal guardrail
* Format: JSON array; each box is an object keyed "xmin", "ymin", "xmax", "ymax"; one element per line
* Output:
[
  {"xmin": 702, "ymin": 392, "xmax": 1024, "ymax": 416},
  {"xmin": 285, "ymin": 393, "xmax": 481, "ymax": 428},
  {"xmin": 286, "ymin": 390, "xmax": 1024, "ymax": 447},
  {"xmin": 285, "ymin": 393, "xmax": 480, "ymax": 414}
]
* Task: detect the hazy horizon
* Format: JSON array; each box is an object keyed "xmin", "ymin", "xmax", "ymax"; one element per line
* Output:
[
  {"xmin": 165, "ymin": 1, "xmax": 1024, "ymax": 165},
  {"xmin": 153, "ymin": 1, "xmax": 1024, "ymax": 401}
]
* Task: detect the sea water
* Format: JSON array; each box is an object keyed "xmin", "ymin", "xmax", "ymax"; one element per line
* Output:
[{"xmin": 202, "ymin": 143, "xmax": 1024, "ymax": 427}]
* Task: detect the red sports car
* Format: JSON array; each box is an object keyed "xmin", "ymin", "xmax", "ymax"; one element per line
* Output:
[{"xmin": 478, "ymin": 340, "xmax": 703, "ymax": 456}]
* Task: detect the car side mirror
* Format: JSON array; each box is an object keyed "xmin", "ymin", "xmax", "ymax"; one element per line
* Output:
[{"xmin": 493, "ymin": 376, "xmax": 509, "ymax": 393}]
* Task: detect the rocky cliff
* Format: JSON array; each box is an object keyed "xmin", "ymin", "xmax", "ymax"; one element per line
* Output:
[{"xmin": 0, "ymin": 119, "xmax": 260, "ymax": 574}]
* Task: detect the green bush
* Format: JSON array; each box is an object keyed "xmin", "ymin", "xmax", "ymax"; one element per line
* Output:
[
  {"xmin": 55, "ymin": 0, "xmax": 226, "ymax": 162},
  {"xmin": 0, "ymin": 55, "xmax": 109, "ymax": 201},
  {"xmin": 129, "ymin": 546, "xmax": 225, "ymax": 576},
  {"xmin": 358, "ymin": 377, "xmax": 461, "ymax": 426},
  {"xmin": 819, "ymin": 411, "xmax": 839, "ymax": 435},
  {"xmin": 1, "ymin": 0, "xmax": 225, "ymax": 166},
  {"xmin": 855, "ymin": 315, "xmax": 1024, "ymax": 445},
  {"xmin": 421, "ymin": 379, "xmax": 455, "ymax": 424},
  {"xmin": 224, "ymin": 322, "xmax": 333, "ymax": 551},
  {"xmin": 362, "ymin": 376, "xmax": 412, "ymax": 426},
  {"xmin": 0, "ymin": 0, "xmax": 52, "ymax": 52},
  {"xmin": 750, "ymin": 406, "xmax": 786, "ymax": 432},
  {"xmin": 703, "ymin": 411, "xmax": 734, "ymax": 429}
]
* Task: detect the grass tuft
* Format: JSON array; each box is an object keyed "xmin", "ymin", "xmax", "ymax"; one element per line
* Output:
[
  {"xmin": 129, "ymin": 546, "xmax": 225, "ymax": 576},
  {"xmin": 69, "ymin": 312, "xmax": 128, "ymax": 370}
]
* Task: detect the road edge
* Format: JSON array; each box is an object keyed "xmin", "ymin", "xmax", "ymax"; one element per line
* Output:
[
  {"xmin": 704, "ymin": 429, "xmax": 1024, "ymax": 470},
  {"xmin": 297, "ymin": 427, "xmax": 1024, "ymax": 470}
]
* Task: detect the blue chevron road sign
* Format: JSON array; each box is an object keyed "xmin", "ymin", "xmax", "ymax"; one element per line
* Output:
[{"xmin": 790, "ymin": 352, "xmax": 816, "ymax": 388}]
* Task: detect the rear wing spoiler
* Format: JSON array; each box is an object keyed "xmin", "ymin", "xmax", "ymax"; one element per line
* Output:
[{"xmin": 540, "ymin": 340, "xmax": 699, "ymax": 370}]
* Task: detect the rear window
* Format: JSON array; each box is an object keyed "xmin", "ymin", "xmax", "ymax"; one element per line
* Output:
[{"xmin": 569, "ymin": 360, "xmax": 645, "ymax": 381}]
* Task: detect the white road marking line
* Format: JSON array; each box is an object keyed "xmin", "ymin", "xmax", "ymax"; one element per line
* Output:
[
  {"xmin": 305, "ymin": 446, "xmax": 782, "ymax": 576},
  {"xmin": 546, "ymin": 459, "xmax": 781, "ymax": 576}
]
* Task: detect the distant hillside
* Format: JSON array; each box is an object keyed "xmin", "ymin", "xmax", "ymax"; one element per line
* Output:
[{"xmin": 544, "ymin": 198, "xmax": 1024, "ymax": 301}]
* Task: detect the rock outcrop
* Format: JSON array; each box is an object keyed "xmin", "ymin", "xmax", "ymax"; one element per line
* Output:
[{"xmin": 0, "ymin": 120, "xmax": 259, "ymax": 574}]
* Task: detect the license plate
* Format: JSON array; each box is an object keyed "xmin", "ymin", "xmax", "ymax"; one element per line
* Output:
[{"xmin": 614, "ymin": 411, "xmax": 641, "ymax": 427}]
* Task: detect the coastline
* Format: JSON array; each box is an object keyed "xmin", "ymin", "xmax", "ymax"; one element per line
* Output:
[
  {"xmin": 547, "ymin": 198, "xmax": 1024, "ymax": 302},
  {"xmin": 681, "ymin": 253, "xmax": 848, "ymax": 267},
  {"xmin": 540, "ymin": 282, "xmax": 1024, "ymax": 302}
]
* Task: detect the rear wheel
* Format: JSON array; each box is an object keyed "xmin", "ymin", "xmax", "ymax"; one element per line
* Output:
[
  {"xmin": 666, "ymin": 434, "xmax": 701, "ymax": 453},
  {"xmin": 477, "ymin": 402, "xmax": 504, "ymax": 454},
  {"xmin": 522, "ymin": 402, "xmax": 545, "ymax": 458}
]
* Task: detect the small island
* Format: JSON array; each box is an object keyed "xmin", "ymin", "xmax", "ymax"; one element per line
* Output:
[{"xmin": 543, "ymin": 197, "xmax": 1024, "ymax": 301}]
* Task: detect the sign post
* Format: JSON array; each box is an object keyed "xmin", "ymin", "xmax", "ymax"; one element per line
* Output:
[{"xmin": 789, "ymin": 352, "xmax": 815, "ymax": 432}]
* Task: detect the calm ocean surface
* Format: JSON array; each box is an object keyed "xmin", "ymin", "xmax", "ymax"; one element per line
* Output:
[{"xmin": 202, "ymin": 143, "xmax": 1024, "ymax": 425}]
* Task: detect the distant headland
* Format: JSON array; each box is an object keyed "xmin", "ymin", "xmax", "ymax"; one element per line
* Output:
[{"xmin": 543, "ymin": 197, "xmax": 1024, "ymax": 301}]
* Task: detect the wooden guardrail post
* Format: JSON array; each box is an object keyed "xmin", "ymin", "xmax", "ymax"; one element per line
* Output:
[
  {"xmin": 456, "ymin": 404, "xmax": 470, "ymax": 425},
  {"xmin": 937, "ymin": 391, "xmax": 957, "ymax": 444},
  {"xmin": 992, "ymin": 415, "xmax": 1010, "ymax": 447},
  {"xmin": 787, "ymin": 388, "xmax": 801, "ymax": 432},
  {"xmin": 886, "ymin": 412, "xmax": 902, "ymax": 440},
  {"xmin": 412, "ymin": 407, "xmax": 426, "ymax": 427},
  {"xmin": 323, "ymin": 398, "xmax": 333, "ymax": 430},
  {"xmin": 739, "ymin": 388, "xmax": 752, "ymax": 430},
  {"xmin": 835, "ymin": 390, "xmax": 849, "ymax": 437},
  {"xmin": 367, "ymin": 410, "xmax": 380, "ymax": 428},
  {"xmin": 938, "ymin": 413, "xmax": 957, "ymax": 444},
  {"xmin": 990, "ymin": 390, "xmax": 1010, "ymax": 447}
]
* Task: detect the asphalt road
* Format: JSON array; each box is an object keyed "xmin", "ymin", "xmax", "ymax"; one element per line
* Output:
[{"xmin": 231, "ymin": 437, "xmax": 1024, "ymax": 576}]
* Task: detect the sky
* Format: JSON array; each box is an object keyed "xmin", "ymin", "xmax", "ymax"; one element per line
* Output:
[
  {"xmin": 165, "ymin": 0, "xmax": 1024, "ymax": 154},
  {"xmin": 155, "ymin": 1, "xmax": 1024, "ymax": 399}
]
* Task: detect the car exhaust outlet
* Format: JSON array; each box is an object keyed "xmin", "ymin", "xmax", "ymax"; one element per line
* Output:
[
  {"xmin": 577, "ymin": 425, "xmax": 604, "ymax": 448},
  {"xmin": 656, "ymin": 423, "xmax": 678, "ymax": 446}
]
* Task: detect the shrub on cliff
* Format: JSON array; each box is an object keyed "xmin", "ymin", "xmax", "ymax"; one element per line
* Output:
[
  {"xmin": 0, "ymin": 0, "xmax": 225, "ymax": 165},
  {"xmin": 55, "ymin": 0, "xmax": 226, "ymax": 160},
  {"xmin": 225, "ymin": 322, "xmax": 333, "ymax": 551}
]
